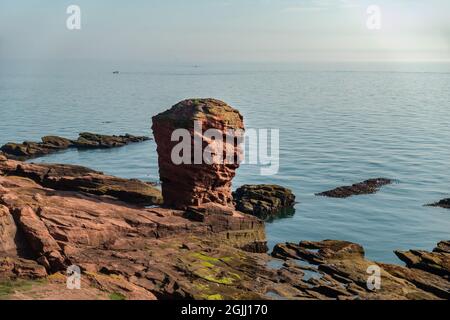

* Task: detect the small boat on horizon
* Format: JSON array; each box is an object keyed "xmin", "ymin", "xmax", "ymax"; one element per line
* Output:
[{"xmin": 113, "ymin": 71, "xmax": 120, "ymax": 74}]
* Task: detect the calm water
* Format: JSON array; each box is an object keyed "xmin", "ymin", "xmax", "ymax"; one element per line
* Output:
[{"xmin": 1, "ymin": 62, "xmax": 449, "ymax": 263}]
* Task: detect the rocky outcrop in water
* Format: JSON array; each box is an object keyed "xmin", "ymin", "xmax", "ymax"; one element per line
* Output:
[
  {"xmin": 316, "ymin": 178, "xmax": 392, "ymax": 198},
  {"xmin": 426, "ymin": 198, "xmax": 450, "ymax": 209},
  {"xmin": 0, "ymin": 133, "xmax": 150, "ymax": 161},
  {"xmin": 0, "ymin": 156, "xmax": 162, "ymax": 206},
  {"xmin": 233, "ymin": 184, "xmax": 296, "ymax": 220},
  {"xmin": 152, "ymin": 99, "xmax": 244, "ymax": 209}
]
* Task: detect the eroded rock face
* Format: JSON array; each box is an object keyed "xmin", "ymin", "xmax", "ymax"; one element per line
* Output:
[
  {"xmin": 233, "ymin": 184, "xmax": 296, "ymax": 220},
  {"xmin": 316, "ymin": 178, "xmax": 392, "ymax": 198},
  {"xmin": 152, "ymin": 99, "xmax": 244, "ymax": 209},
  {"xmin": 0, "ymin": 133, "xmax": 150, "ymax": 161}
]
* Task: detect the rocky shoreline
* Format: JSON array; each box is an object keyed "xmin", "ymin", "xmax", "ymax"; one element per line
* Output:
[
  {"xmin": 0, "ymin": 99, "xmax": 448, "ymax": 300},
  {"xmin": 0, "ymin": 132, "xmax": 150, "ymax": 161},
  {"xmin": 1, "ymin": 160, "xmax": 448, "ymax": 300}
]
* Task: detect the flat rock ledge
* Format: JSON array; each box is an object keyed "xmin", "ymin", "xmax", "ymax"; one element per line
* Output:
[
  {"xmin": 0, "ymin": 156, "xmax": 162, "ymax": 206},
  {"xmin": 316, "ymin": 178, "xmax": 393, "ymax": 198},
  {"xmin": 426, "ymin": 198, "xmax": 450, "ymax": 209},
  {"xmin": 0, "ymin": 132, "xmax": 150, "ymax": 161},
  {"xmin": 233, "ymin": 184, "xmax": 296, "ymax": 220}
]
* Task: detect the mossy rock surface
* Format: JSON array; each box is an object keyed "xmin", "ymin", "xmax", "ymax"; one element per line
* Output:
[
  {"xmin": 109, "ymin": 292, "xmax": 126, "ymax": 300},
  {"xmin": 0, "ymin": 279, "xmax": 47, "ymax": 300}
]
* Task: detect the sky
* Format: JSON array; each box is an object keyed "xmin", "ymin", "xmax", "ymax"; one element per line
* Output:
[{"xmin": 0, "ymin": 0, "xmax": 449, "ymax": 63}]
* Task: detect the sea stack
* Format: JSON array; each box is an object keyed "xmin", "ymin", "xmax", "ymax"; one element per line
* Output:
[{"xmin": 152, "ymin": 99, "xmax": 244, "ymax": 209}]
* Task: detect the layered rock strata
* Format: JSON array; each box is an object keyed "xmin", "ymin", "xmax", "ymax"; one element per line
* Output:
[
  {"xmin": 152, "ymin": 99, "xmax": 244, "ymax": 209},
  {"xmin": 0, "ymin": 156, "xmax": 162, "ymax": 206}
]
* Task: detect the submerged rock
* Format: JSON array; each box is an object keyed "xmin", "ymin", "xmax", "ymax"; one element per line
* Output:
[
  {"xmin": 426, "ymin": 198, "xmax": 450, "ymax": 209},
  {"xmin": 152, "ymin": 99, "xmax": 244, "ymax": 209},
  {"xmin": 316, "ymin": 178, "xmax": 392, "ymax": 198},
  {"xmin": 0, "ymin": 132, "xmax": 150, "ymax": 161},
  {"xmin": 233, "ymin": 184, "xmax": 296, "ymax": 220},
  {"xmin": 184, "ymin": 202, "xmax": 268, "ymax": 253}
]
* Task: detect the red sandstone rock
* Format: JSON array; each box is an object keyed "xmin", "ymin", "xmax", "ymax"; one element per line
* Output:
[
  {"xmin": 1, "ymin": 171, "xmax": 449, "ymax": 300},
  {"xmin": 0, "ymin": 158, "xmax": 162, "ymax": 206},
  {"xmin": 152, "ymin": 99, "xmax": 244, "ymax": 209},
  {"xmin": 0, "ymin": 172, "xmax": 265, "ymax": 286}
]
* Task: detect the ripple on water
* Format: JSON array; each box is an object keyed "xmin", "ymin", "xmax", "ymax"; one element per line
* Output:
[{"xmin": 2, "ymin": 63, "xmax": 450, "ymax": 264}]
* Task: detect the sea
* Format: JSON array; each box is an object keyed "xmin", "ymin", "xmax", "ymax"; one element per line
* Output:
[{"xmin": 1, "ymin": 61, "xmax": 449, "ymax": 263}]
